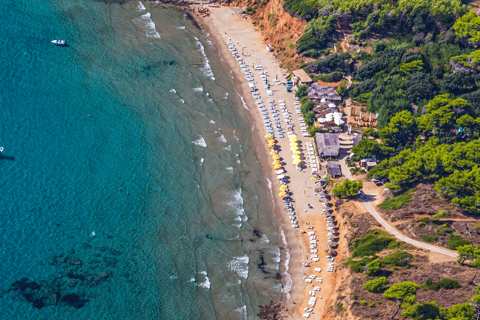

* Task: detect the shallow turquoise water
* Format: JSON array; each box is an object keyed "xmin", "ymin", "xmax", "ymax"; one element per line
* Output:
[{"xmin": 0, "ymin": 1, "xmax": 282, "ymax": 319}]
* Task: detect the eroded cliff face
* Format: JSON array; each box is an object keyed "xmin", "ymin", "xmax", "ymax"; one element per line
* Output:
[{"xmin": 226, "ymin": 0, "xmax": 307, "ymax": 70}]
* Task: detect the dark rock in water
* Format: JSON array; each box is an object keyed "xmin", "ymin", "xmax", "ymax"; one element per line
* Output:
[
  {"xmin": 67, "ymin": 272, "xmax": 85, "ymax": 281},
  {"xmin": 257, "ymin": 251, "xmax": 269, "ymax": 274},
  {"xmin": 61, "ymin": 293, "xmax": 89, "ymax": 308},
  {"xmin": 275, "ymin": 273, "xmax": 282, "ymax": 280},
  {"xmin": 253, "ymin": 229, "xmax": 262, "ymax": 238},
  {"xmin": 9, "ymin": 278, "xmax": 39, "ymax": 292}
]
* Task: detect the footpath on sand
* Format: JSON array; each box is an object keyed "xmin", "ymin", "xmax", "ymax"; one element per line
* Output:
[{"xmin": 338, "ymin": 156, "xmax": 459, "ymax": 259}]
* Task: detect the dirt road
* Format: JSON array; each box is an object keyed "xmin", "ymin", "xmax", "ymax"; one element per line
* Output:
[
  {"xmin": 361, "ymin": 201, "xmax": 459, "ymax": 259},
  {"xmin": 337, "ymin": 137, "xmax": 458, "ymax": 259}
]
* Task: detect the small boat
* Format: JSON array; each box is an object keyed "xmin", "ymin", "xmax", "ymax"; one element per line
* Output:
[
  {"xmin": 0, "ymin": 147, "xmax": 3, "ymax": 153},
  {"xmin": 51, "ymin": 40, "xmax": 67, "ymax": 46}
]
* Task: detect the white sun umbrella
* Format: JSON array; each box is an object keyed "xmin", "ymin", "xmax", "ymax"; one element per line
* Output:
[
  {"xmin": 327, "ymin": 240, "xmax": 338, "ymax": 247},
  {"xmin": 327, "ymin": 232, "xmax": 333, "ymax": 237},
  {"xmin": 328, "ymin": 234, "xmax": 336, "ymax": 240},
  {"xmin": 327, "ymin": 223, "xmax": 335, "ymax": 228}
]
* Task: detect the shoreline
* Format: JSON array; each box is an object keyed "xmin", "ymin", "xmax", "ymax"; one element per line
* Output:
[
  {"xmin": 185, "ymin": 4, "xmax": 306, "ymax": 312},
  {"xmin": 147, "ymin": 2, "xmax": 338, "ymax": 318}
]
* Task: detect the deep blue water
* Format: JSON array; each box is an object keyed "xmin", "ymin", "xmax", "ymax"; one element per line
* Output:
[{"xmin": 0, "ymin": 1, "xmax": 282, "ymax": 319}]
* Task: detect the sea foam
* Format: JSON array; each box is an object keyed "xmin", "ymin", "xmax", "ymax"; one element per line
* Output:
[
  {"xmin": 133, "ymin": 12, "xmax": 161, "ymax": 39},
  {"xmin": 194, "ymin": 37, "xmax": 215, "ymax": 81},
  {"xmin": 192, "ymin": 136, "xmax": 207, "ymax": 148},
  {"xmin": 137, "ymin": 1, "xmax": 146, "ymax": 11},
  {"xmin": 228, "ymin": 256, "xmax": 249, "ymax": 279}
]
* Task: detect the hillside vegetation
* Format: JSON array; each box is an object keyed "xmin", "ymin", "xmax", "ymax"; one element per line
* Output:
[{"xmin": 268, "ymin": 0, "xmax": 480, "ymax": 318}]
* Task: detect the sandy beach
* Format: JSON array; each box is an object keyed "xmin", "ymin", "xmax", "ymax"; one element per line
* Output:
[{"xmin": 185, "ymin": 5, "xmax": 340, "ymax": 319}]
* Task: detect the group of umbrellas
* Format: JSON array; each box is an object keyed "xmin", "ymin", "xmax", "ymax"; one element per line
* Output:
[
  {"xmin": 265, "ymin": 134, "xmax": 291, "ymax": 198},
  {"xmin": 289, "ymin": 135, "xmax": 302, "ymax": 166}
]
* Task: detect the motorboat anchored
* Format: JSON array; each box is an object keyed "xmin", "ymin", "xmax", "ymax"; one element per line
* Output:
[{"xmin": 51, "ymin": 40, "xmax": 67, "ymax": 46}]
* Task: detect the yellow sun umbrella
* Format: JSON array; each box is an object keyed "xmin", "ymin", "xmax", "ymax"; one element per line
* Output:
[
  {"xmin": 290, "ymin": 135, "xmax": 297, "ymax": 139},
  {"xmin": 293, "ymin": 159, "xmax": 301, "ymax": 165},
  {"xmin": 293, "ymin": 155, "xmax": 301, "ymax": 159},
  {"xmin": 270, "ymin": 150, "xmax": 277, "ymax": 155},
  {"xmin": 274, "ymin": 165, "xmax": 282, "ymax": 170},
  {"xmin": 268, "ymin": 139, "xmax": 275, "ymax": 143},
  {"xmin": 280, "ymin": 185, "xmax": 288, "ymax": 191},
  {"xmin": 265, "ymin": 134, "xmax": 272, "ymax": 138},
  {"xmin": 290, "ymin": 143, "xmax": 298, "ymax": 148},
  {"xmin": 272, "ymin": 155, "xmax": 280, "ymax": 160},
  {"xmin": 279, "ymin": 191, "xmax": 286, "ymax": 197},
  {"xmin": 291, "ymin": 146, "xmax": 299, "ymax": 151},
  {"xmin": 294, "ymin": 151, "xmax": 301, "ymax": 155},
  {"xmin": 273, "ymin": 161, "xmax": 280, "ymax": 165}
]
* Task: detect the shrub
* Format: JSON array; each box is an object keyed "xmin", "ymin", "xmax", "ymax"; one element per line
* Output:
[
  {"xmin": 419, "ymin": 217, "xmax": 431, "ymax": 224},
  {"xmin": 313, "ymin": 72, "xmax": 343, "ymax": 82},
  {"xmin": 420, "ymin": 277, "xmax": 461, "ymax": 291},
  {"xmin": 332, "ymin": 179, "xmax": 363, "ymax": 199},
  {"xmin": 308, "ymin": 126, "xmax": 322, "ymax": 137},
  {"xmin": 360, "ymin": 300, "xmax": 366, "ymax": 305},
  {"xmin": 352, "ymin": 237, "xmax": 395, "ymax": 257},
  {"xmin": 378, "ymin": 189, "xmax": 414, "ymax": 210},
  {"xmin": 364, "ymin": 277, "xmax": 388, "ymax": 293},
  {"xmin": 343, "ymin": 256, "xmax": 376, "ymax": 272},
  {"xmin": 352, "ymin": 295, "xmax": 358, "ymax": 300},
  {"xmin": 422, "ymin": 235, "xmax": 438, "ymax": 242},
  {"xmin": 381, "ymin": 251, "xmax": 413, "ymax": 267},
  {"xmin": 296, "ymin": 84, "xmax": 308, "ymax": 98},
  {"xmin": 447, "ymin": 236, "xmax": 472, "ymax": 250}
]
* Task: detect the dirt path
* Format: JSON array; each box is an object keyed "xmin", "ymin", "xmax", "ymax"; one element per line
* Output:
[
  {"xmin": 361, "ymin": 201, "xmax": 458, "ymax": 259},
  {"xmin": 337, "ymin": 137, "xmax": 458, "ymax": 259}
]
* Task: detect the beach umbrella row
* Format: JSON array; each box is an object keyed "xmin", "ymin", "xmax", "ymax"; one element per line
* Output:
[{"xmin": 289, "ymin": 135, "xmax": 302, "ymax": 167}]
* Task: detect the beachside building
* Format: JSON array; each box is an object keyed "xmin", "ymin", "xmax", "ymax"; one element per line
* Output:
[
  {"xmin": 292, "ymin": 69, "xmax": 312, "ymax": 86},
  {"xmin": 307, "ymin": 82, "xmax": 342, "ymax": 105},
  {"xmin": 327, "ymin": 161, "xmax": 342, "ymax": 178},
  {"xmin": 315, "ymin": 133, "xmax": 340, "ymax": 158}
]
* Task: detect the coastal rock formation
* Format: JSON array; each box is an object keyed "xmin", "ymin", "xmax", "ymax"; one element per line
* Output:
[{"xmin": 3, "ymin": 244, "xmax": 125, "ymax": 310}]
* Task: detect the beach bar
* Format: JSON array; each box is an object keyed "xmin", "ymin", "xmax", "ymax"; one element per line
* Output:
[
  {"xmin": 315, "ymin": 133, "xmax": 340, "ymax": 158},
  {"xmin": 326, "ymin": 161, "xmax": 342, "ymax": 178},
  {"xmin": 292, "ymin": 69, "xmax": 312, "ymax": 86}
]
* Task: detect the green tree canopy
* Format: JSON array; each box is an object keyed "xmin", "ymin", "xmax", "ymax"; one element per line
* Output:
[
  {"xmin": 383, "ymin": 281, "xmax": 420, "ymax": 306},
  {"xmin": 402, "ymin": 301, "xmax": 441, "ymax": 320},
  {"xmin": 332, "ymin": 179, "xmax": 363, "ymax": 199},
  {"xmin": 296, "ymin": 84, "xmax": 308, "ymax": 98},
  {"xmin": 378, "ymin": 110, "xmax": 418, "ymax": 148},
  {"xmin": 352, "ymin": 138, "xmax": 394, "ymax": 160},
  {"xmin": 364, "ymin": 276, "xmax": 387, "ymax": 292},
  {"xmin": 418, "ymin": 94, "xmax": 469, "ymax": 135},
  {"xmin": 453, "ymin": 11, "xmax": 480, "ymax": 46}
]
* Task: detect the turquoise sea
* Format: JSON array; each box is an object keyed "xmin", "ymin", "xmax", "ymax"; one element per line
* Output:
[{"xmin": 0, "ymin": 1, "xmax": 283, "ymax": 319}]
